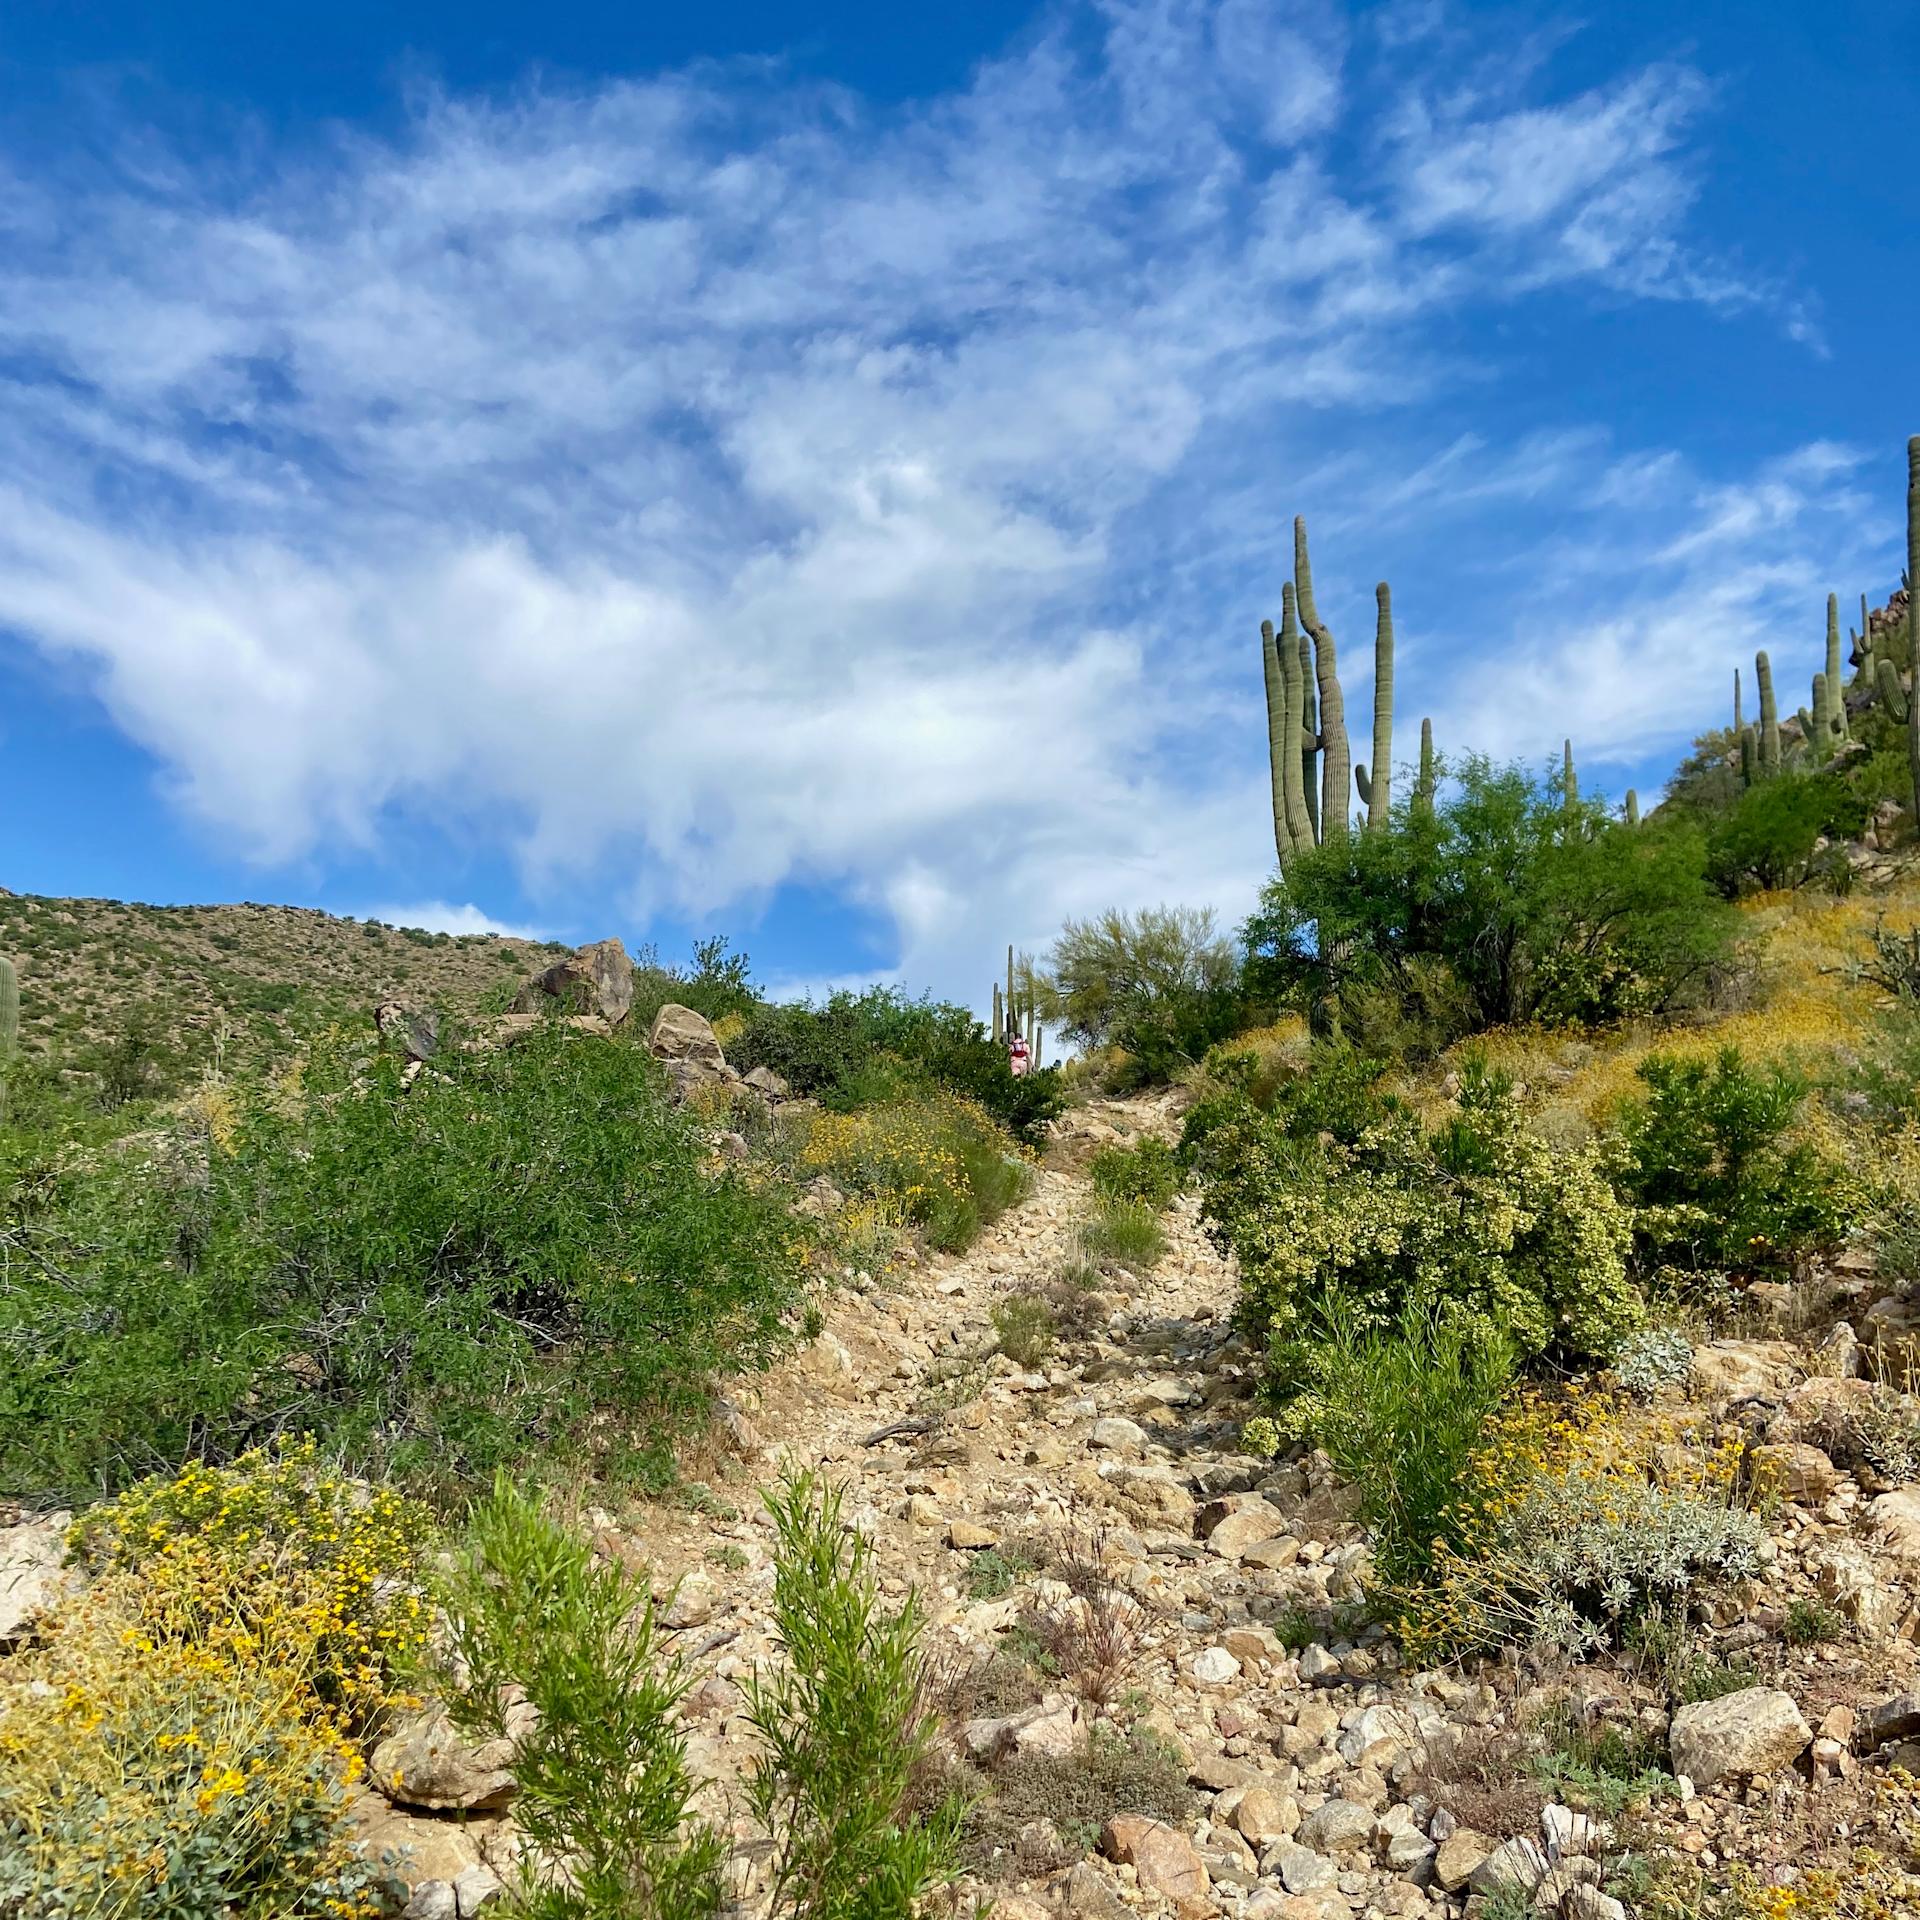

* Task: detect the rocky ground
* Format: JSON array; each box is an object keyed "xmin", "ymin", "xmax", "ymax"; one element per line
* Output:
[
  {"xmin": 7, "ymin": 1072, "xmax": 1918, "ymax": 1920},
  {"xmin": 326, "ymin": 1088, "xmax": 1920, "ymax": 1920}
]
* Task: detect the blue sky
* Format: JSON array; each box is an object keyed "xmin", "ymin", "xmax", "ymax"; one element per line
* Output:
[{"xmin": 1, "ymin": 1, "xmax": 1916, "ymax": 1002}]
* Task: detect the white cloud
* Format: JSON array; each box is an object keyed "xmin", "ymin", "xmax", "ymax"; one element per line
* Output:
[
  {"xmin": 361, "ymin": 901, "xmax": 548, "ymax": 940},
  {"xmin": 0, "ymin": 2, "xmax": 1820, "ymax": 997}
]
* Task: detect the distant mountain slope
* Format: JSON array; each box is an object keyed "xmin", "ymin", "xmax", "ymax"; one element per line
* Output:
[{"xmin": 0, "ymin": 891, "xmax": 562, "ymax": 1082}]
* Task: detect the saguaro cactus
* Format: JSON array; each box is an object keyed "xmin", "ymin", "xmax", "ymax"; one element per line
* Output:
[
  {"xmin": 1739, "ymin": 726, "xmax": 1759, "ymax": 787},
  {"xmin": 1353, "ymin": 583, "xmax": 1394, "ymax": 829},
  {"xmin": 1907, "ymin": 437, "xmax": 1920, "ymax": 818},
  {"xmin": 1826, "ymin": 595, "xmax": 1850, "ymax": 745},
  {"xmin": 1624, "ymin": 790, "xmax": 1640, "ymax": 828},
  {"xmin": 1755, "ymin": 651, "xmax": 1781, "ymax": 774},
  {"xmin": 1293, "ymin": 519, "xmax": 1351, "ymax": 843},
  {"xmin": 0, "ymin": 955, "xmax": 16, "ymax": 1123},
  {"xmin": 1412, "ymin": 718, "xmax": 1436, "ymax": 820},
  {"xmin": 1261, "ymin": 521, "xmax": 1407, "ymax": 866},
  {"xmin": 1562, "ymin": 739, "xmax": 1577, "ymax": 814},
  {"xmin": 1734, "ymin": 667, "xmax": 1744, "ymax": 734}
]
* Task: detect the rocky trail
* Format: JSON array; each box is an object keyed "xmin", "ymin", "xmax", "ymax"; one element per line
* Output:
[{"xmin": 348, "ymin": 1087, "xmax": 1920, "ymax": 1920}]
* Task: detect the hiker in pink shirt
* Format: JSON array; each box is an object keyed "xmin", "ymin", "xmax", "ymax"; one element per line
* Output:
[{"xmin": 1008, "ymin": 1028, "xmax": 1031, "ymax": 1076}]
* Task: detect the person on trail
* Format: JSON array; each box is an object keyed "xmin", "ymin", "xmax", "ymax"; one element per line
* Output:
[{"xmin": 1008, "ymin": 1024, "xmax": 1031, "ymax": 1077}]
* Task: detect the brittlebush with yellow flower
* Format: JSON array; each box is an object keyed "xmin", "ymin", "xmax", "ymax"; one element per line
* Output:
[
  {"xmin": 797, "ymin": 1089, "xmax": 1031, "ymax": 1252},
  {"xmin": 0, "ymin": 1443, "xmax": 432, "ymax": 1918},
  {"xmin": 1400, "ymin": 1391, "xmax": 1764, "ymax": 1664}
]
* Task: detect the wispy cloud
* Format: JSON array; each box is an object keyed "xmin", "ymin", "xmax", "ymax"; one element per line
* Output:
[
  {"xmin": 0, "ymin": 1, "xmax": 1824, "ymax": 988},
  {"xmin": 361, "ymin": 901, "xmax": 548, "ymax": 940}
]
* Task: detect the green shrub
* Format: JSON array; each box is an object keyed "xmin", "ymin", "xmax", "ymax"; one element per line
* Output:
[
  {"xmin": 0, "ymin": 1024, "xmax": 809, "ymax": 1500},
  {"xmin": 1200, "ymin": 1060, "xmax": 1638, "ymax": 1383},
  {"xmin": 992, "ymin": 1292, "xmax": 1058, "ymax": 1368},
  {"xmin": 963, "ymin": 1544, "xmax": 1042, "ymax": 1600},
  {"xmin": 1608, "ymin": 1047, "xmax": 1860, "ymax": 1275},
  {"xmin": 1076, "ymin": 1199, "xmax": 1167, "ymax": 1275},
  {"xmin": 1706, "ymin": 772, "xmax": 1858, "ymax": 896},
  {"xmin": 744, "ymin": 1470, "xmax": 964, "ymax": 1920},
  {"xmin": 1244, "ymin": 757, "xmax": 1736, "ymax": 1039},
  {"xmin": 1784, "ymin": 1597, "xmax": 1844, "ymax": 1646},
  {"xmin": 1530, "ymin": 1711, "xmax": 1674, "ymax": 1816},
  {"xmin": 1087, "ymin": 1138, "xmax": 1181, "ymax": 1211},
  {"xmin": 1042, "ymin": 906, "xmax": 1244, "ymax": 1087},
  {"xmin": 436, "ymin": 1478, "xmax": 726, "ymax": 1919},
  {"xmin": 1268, "ymin": 1308, "xmax": 1517, "ymax": 1586},
  {"xmin": 797, "ymin": 1089, "xmax": 1032, "ymax": 1253},
  {"xmin": 734, "ymin": 988, "xmax": 1063, "ymax": 1144}
]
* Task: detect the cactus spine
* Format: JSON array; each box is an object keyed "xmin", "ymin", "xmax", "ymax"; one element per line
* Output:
[{"xmin": 1755, "ymin": 651, "xmax": 1781, "ymax": 774}]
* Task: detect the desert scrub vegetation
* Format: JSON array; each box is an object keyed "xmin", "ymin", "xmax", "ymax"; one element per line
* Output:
[
  {"xmin": 435, "ymin": 1476, "xmax": 728, "ymax": 1919},
  {"xmin": 1193, "ymin": 1053, "xmax": 1638, "ymax": 1389},
  {"xmin": 0, "ymin": 1446, "xmax": 430, "ymax": 1919},
  {"xmin": 1244, "ymin": 756, "xmax": 1739, "ymax": 1046},
  {"xmin": 1609, "ymin": 1046, "xmax": 1864, "ymax": 1279},
  {"xmin": 432, "ymin": 1467, "xmax": 969, "ymax": 1920},
  {"xmin": 732, "ymin": 984, "xmax": 1064, "ymax": 1143},
  {"xmin": 1086, "ymin": 1136, "xmax": 1182, "ymax": 1211},
  {"xmin": 1244, "ymin": 1308, "xmax": 1517, "ymax": 1586},
  {"xmin": 0, "ymin": 1020, "xmax": 809, "ymax": 1501},
  {"xmin": 1397, "ymin": 1392, "xmax": 1764, "ymax": 1664},
  {"xmin": 1038, "ymin": 904, "xmax": 1245, "ymax": 1087},
  {"xmin": 69, "ymin": 1440, "xmax": 433, "ymax": 1732},
  {"xmin": 743, "ymin": 1470, "xmax": 966, "ymax": 1919},
  {"xmin": 793, "ymin": 1086, "xmax": 1032, "ymax": 1253}
]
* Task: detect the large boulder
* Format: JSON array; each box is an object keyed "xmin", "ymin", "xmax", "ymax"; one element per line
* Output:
[
  {"xmin": 1669, "ymin": 1687, "xmax": 1810, "ymax": 1787},
  {"xmin": 513, "ymin": 939, "xmax": 635, "ymax": 1026},
  {"xmin": 648, "ymin": 1002, "xmax": 727, "ymax": 1071},
  {"xmin": 369, "ymin": 1701, "xmax": 529, "ymax": 1812},
  {"xmin": 0, "ymin": 1512, "xmax": 78, "ymax": 1649},
  {"xmin": 1100, "ymin": 1815, "xmax": 1209, "ymax": 1903},
  {"xmin": 375, "ymin": 1001, "xmax": 442, "ymax": 1063},
  {"xmin": 1873, "ymin": 1488, "xmax": 1920, "ymax": 1559}
]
